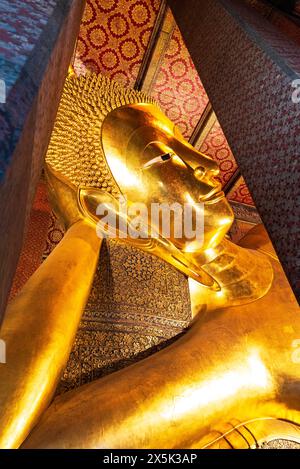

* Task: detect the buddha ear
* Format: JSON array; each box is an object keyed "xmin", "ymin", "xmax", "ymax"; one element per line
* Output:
[
  {"xmin": 78, "ymin": 188, "xmax": 129, "ymax": 238},
  {"xmin": 78, "ymin": 187, "xmax": 118, "ymax": 221},
  {"xmin": 45, "ymin": 164, "xmax": 80, "ymax": 230}
]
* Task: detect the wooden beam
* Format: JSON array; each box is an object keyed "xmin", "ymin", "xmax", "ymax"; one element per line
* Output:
[
  {"xmin": 134, "ymin": 0, "xmax": 168, "ymax": 91},
  {"xmin": 189, "ymin": 102, "xmax": 216, "ymax": 147},
  {"xmin": 223, "ymin": 168, "xmax": 241, "ymax": 195}
]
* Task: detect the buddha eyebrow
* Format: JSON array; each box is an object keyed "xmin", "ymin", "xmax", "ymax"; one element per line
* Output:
[{"xmin": 143, "ymin": 153, "xmax": 172, "ymax": 169}]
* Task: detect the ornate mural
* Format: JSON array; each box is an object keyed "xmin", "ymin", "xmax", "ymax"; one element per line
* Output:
[
  {"xmin": 57, "ymin": 239, "xmax": 191, "ymax": 394},
  {"xmin": 228, "ymin": 176, "xmax": 255, "ymax": 206},
  {"xmin": 199, "ymin": 119, "xmax": 238, "ymax": 187},
  {"xmin": 74, "ymin": 0, "xmax": 161, "ymax": 87},
  {"xmin": 150, "ymin": 19, "xmax": 209, "ymax": 139},
  {"xmin": 9, "ymin": 181, "xmax": 52, "ymax": 299}
]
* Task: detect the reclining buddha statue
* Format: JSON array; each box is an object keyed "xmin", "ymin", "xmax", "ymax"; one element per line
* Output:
[{"xmin": 0, "ymin": 71, "xmax": 299, "ymax": 449}]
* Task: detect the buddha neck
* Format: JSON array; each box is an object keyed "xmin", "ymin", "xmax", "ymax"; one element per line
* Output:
[{"xmin": 187, "ymin": 238, "xmax": 274, "ymax": 313}]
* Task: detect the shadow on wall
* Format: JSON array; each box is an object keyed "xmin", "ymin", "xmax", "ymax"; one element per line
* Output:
[{"xmin": 267, "ymin": 0, "xmax": 300, "ymax": 16}]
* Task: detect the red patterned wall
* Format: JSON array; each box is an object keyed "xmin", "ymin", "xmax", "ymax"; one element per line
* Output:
[
  {"xmin": 198, "ymin": 119, "xmax": 238, "ymax": 186},
  {"xmin": 228, "ymin": 176, "xmax": 254, "ymax": 206},
  {"xmin": 74, "ymin": 0, "xmax": 160, "ymax": 87},
  {"xmin": 9, "ymin": 181, "xmax": 52, "ymax": 299},
  {"xmin": 150, "ymin": 17, "xmax": 209, "ymax": 139}
]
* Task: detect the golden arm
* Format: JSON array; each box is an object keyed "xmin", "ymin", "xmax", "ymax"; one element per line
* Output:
[
  {"xmin": 0, "ymin": 220, "xmax": 102, "ymax": 448},
  {"xmin": 21, "ymin": 232, "xmax": 300, "ymax": 449}
]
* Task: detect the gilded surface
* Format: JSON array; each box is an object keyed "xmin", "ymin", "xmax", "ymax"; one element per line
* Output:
[{"xmin": 0, "ymin": 72, "xmax": 299, "ymax": 450}]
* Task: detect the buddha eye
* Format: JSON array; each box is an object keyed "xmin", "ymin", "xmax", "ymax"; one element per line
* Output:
[
  {"xmin": 143, "ymin": 153, "xmax": 172, "ymax": 169},
  {"xmin": 161, "ymin": 153, "xmax": 172, "ymax": 161}
]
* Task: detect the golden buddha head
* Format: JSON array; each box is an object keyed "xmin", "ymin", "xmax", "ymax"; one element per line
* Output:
[{"xmin": 46, "ymin": 72, "xmax": 234, "ymax": 287}]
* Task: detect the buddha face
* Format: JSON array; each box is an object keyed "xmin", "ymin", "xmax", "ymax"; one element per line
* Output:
[
  {"xmin": 101, "ymin": 103, "xmax": 234, "ymax": 253},
  {"xmin": 46, "ymin": 74, "xmax": 233, "ymax": 287}
]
